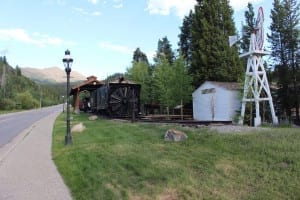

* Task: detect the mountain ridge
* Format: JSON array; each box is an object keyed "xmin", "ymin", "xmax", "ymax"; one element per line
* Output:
[{"xmin": 21, "ymin": 66, "xmax": 86, "ymax": 83}]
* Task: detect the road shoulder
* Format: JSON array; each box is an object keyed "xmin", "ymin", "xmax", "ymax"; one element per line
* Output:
[{"xmin": 0, "ymin": 111, "xmax": 72, "ymax": 200}]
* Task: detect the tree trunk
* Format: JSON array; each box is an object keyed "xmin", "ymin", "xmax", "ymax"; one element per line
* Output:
[
  {"xmin": 181, "ymin": 99, "xmax": 183, "ymax": 120},
  {"xmin": 167, "ymin": 106, "xmax": 170, "ymax": 120}
]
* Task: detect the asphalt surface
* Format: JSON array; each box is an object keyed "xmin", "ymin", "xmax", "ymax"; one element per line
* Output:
[
  {"xmin": 0, "ymin": 105, "xmax": 72, "ymax": 200},
  {"xmin": 0, "ymin": 105, "xmax": 63, "ymax": 147}
]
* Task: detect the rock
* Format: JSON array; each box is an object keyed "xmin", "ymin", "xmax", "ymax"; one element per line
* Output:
[
  {"xmin": 71, "ymin": 122, "xmax": 86, "ymax": 133},
  {"xmin": 196, "ymin": 124, "xmax": 206, "ymax": 128},
  {"xmin": 88, "ymin": 115, "xmax": 98, "ymax": 121},
  {"xmin": 164, "ymin": 129, "xmax": 188, "ymax": 142}
]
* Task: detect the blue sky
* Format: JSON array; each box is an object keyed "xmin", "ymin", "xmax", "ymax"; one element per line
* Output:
[{"xmin": 0, "ymin": 0, "xmax": 271, "ymax": 80}]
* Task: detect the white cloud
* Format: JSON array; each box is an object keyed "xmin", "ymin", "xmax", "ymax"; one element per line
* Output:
[
  {"xmin": 88, "ymin": 0, "xmax": 98, "ymax": 5},
  {"xmin": 145, "ymin": 50, "xmax": 156, "ymax": 60},
  {"xmin": 0, "ymin": 28, "xmax": 75, "ymax": 48},
  {"xmin": 146, "ymin": 0, "xmax": 196, "ymax": 18},
  {"xmin": 99, "ymin": 42, "xmax": 132, "ymax": 55},
  {"xmin": 230, "ymin": 0, "xmax": 264, "ymax": 10},
  {"xmin": 43, "ymin": 0, "xmax": 67, "ymax": 6},
  {"xmin": 113, "ymin": 0, "xmax": 123, "ymax": 9},
  {"xmin": 146, "ymin": 0, "xmax": 265, "ymax": 18},
  {"xmin": 73, "ymin": 7, "xmax": 102, "ymax": 16},
  {"xmin": 0, "ymin": 29, "xmax": 33, "ymax": 44},
  {"xmin": 92, "ymin": 11, "xmax": 101, "ymax": 16},
  {"xmin": 113, "ymin": 3, "xmax": 123, "ymax": 9},
  {"xmin": 73, "ymin": 7, "xmax": 89, "ymax": 15},
  {"xmin": 0, "ymin": 48, "xmax": 9, "ymax": 56}
]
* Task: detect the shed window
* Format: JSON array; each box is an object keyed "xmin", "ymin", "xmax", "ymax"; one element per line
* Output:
[{"xmin": 202, "ymin": 88, "xmax": 216, "ymax": 94}]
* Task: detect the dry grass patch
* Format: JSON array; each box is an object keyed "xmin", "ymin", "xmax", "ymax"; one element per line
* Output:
[
  {"xmin": 215, "ymin": 159, "xmax": 236, "ymax": 177},
  {"xmin": 158, "ymin": 189, "xmax": 179, "ymax": 200}
]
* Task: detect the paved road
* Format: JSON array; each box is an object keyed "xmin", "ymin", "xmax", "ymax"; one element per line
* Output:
[
  {"xmin": 0, "ymin": 105, "xmax": 72, "ymax": 200},
  {"xmin": 0, "ymin": 105, "xmax": 63, "ymax": 147}
]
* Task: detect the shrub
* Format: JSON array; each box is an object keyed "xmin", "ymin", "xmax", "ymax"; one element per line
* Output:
[
  {"xmin": 0, "ymin": 98, "xmax": 16, "ymax": 110},
  {"xmin": 16, "ymin": 91, "xmax": 39, "ymax": 109}
]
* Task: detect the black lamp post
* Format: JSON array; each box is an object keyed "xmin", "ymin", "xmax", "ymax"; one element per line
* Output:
[{"xmin": 62, "ymin": 49, "xmax": 73, "ymax": 145}]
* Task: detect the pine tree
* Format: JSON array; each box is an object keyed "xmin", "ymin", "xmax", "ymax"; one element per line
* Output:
[
  {"xmin": 16, "ymin": 65, "xmax": 22, "ymax": 76},
  {"xmin": 284, "ymin": 0, "xmax": 300, "ymax": 121},
  {"xmin": 154, "ymin": 37, "xmax": 175, "ymax": 65},
  {"xmin": 178, "ymin": 11, "xmax": 193, "ymax": 69},
  {"xmin": 241, "ymin": 3, "xmax": 255, "ymax": 53},
  {"xmin": 132, "ymin": 47, "xmax": 149, "ymax": 64},
  {"xmin": 268, "ymin": 0, "xmax": 300, "ymax": 121},
  {"xmin": 189, "ymin": 0, "xmax": 242, "ymax": 87}
]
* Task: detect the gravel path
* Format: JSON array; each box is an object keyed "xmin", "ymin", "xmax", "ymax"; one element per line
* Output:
[{"xmin": 209, "ymin": 125, "xmax": 269, "ymax": 133}]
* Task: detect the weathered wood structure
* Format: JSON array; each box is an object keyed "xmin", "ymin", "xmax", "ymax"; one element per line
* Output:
[
  {"xmin": 90, "ymin": 79, "xmax": 141, "ymax": 117},
  {"xmin": 70, "ymin": 76, "xmax": 103, "ymax": 113},
  {"xmin": 70, "ymin": 76, "xmax": 141, "ymax": 118}
]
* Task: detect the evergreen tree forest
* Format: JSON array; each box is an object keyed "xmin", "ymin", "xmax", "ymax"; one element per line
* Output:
[
  {"xmin": 267, "ymin": 0, "xmax": 300, "ymax": 121},
  {"xmin": 0, "ymin": 57, "xmax": 65, "ymax": 110},
  {"xmin": 125, "ymin": 0, "xmax": 299, "ymax": 123},
  {"xmin": 127, "ymin": 0, "xmax": 243, "ymax": 115}
]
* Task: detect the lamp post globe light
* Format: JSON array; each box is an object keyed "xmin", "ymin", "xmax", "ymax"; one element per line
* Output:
[{"xmin": 63, "ymin": 49, "xmax": 73, "ymax": 145}]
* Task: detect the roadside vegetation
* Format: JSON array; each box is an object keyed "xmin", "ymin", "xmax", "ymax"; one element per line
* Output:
[
  {"xmin": 0, "ymin": 57, "xmax": 66, "ymax": 111},
  {"xmin": 52, "ymin": 113, "xmax": 300, "ymax": 200}
]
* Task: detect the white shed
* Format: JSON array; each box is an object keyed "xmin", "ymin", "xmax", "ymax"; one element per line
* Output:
[{"xmin": 192, "ymin": 81, "xmax": 240, "ymax": 121}]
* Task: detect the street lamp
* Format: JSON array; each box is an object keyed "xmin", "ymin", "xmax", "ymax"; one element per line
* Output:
[
  {"xmin": 62, "ymin": 49, "xmax": 73, "ymax": 145},
  {"xmin": 62, "ymin": 95, "xmax": 65, "ymax": 112}
]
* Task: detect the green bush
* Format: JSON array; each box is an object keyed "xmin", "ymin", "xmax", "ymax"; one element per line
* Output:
[
  {"xmin": 16, "ymin": 91, "xmax": 39, "ymax": 109},
  {"xmin": 0, "ymin": 98, "xmax": 16, "ymax": 110}
]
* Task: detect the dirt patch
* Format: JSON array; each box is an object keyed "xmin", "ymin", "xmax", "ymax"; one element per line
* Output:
[
  {"xmin": 215, "ymin": 159, "xmax": 235, "ymax": 176},
  {"xmin": 128, "ymin": 192, "xmax": 145, "ymax": 200},
  {"xmin": 158, "ymin": 189, "xmax": 179, "ymax": 200},
  {"xmin": 105, "ymin": 183, "xmax": 121, "ymax": 198},
  {"xmin": 209, "ymin": 125, "xmax": 269, "ymax": 134}
]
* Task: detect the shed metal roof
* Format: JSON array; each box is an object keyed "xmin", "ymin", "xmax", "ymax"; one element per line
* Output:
[{"xmin": 205, "ymin": 81, "xmax": 240, "ymax": 90}]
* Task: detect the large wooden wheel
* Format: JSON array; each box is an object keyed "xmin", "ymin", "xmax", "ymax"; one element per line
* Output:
[{"xmin": 108, "ymin": 86, "xmax": 139, "ymax": 117}]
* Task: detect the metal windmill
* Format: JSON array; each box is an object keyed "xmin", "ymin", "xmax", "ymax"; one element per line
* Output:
[{"xmin": 237, "ymin": 7, "xmax": 278, "ymax": 126}]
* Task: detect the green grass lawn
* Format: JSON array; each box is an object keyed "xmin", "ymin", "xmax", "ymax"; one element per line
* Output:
[{"xmin": 52, "ymin": 113, "xmax": 300, "ymax": 200}]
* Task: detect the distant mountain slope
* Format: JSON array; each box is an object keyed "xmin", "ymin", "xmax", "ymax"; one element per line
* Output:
[
  {"xmin": 21, "ymin": 67, "xmax": 86, "ymax": 83},
  {"xmin": 0, "ymin": 57, "xmax": 66, "ymax": 110}
]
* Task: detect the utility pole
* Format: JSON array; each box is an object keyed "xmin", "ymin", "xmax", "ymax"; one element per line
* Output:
[{"xmin": 1, "ymin": 59, "xmax": 6, "ymax": 98}]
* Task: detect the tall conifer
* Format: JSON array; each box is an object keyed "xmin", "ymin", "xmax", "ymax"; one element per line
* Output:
[
  {"xmin": 189, "ymin": 0, "xmax": 242, "ymax": 87},
  {"xmin": 268, "ymin": 0, "xmax": 300, "ymax": 121},
  {"xmin": 154, "ymin": 37, "xmax": 175, "ymax": 65},
  {"xmin": 241, "ymin": 3, "xmax": 255, "ymax": 53},
  {"xmin": 178, "ymin": 11, "xmax": 193, "ymax": 69}
]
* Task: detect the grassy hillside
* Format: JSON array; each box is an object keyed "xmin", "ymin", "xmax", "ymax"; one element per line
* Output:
[
  {"xmin": 53, "ymin": 113, "xmax": 300, "ymax": 200},
  {"xmin": 0, "ymin": 56, "xmax": 66, "ymax": 110}
]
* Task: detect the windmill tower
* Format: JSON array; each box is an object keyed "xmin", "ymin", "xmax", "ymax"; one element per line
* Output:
[{"xmin": 238, "ymin": 7, "xmax": 278, "ymax": 127}]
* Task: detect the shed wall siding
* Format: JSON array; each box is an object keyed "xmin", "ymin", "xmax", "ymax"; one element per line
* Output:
[{"xmin": 192, "ymin": 82, "xmax": 240, "ymax": 121}]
